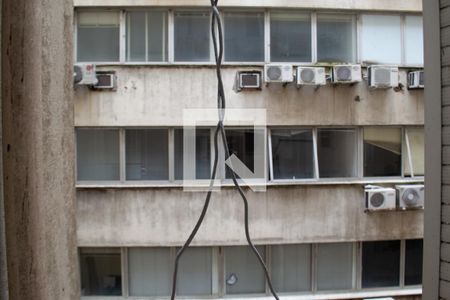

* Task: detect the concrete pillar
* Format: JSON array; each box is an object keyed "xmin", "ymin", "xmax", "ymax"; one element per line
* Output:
[{"xmin": 1, "ymin": 0, "xmax": 79, "ymax": 299}]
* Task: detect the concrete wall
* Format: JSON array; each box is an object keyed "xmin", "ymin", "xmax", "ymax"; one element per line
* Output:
[
  {"xmin": 74, "ymin": 67, "xmax": 424, "ymax": 127},
  {"xmin": 77, "ymin": 185, "xmax": 423, "ymax": 246},
  {"xmin": 1, "ymin": 0, "xmax": 79, "ymax": 299},
  {"xmin": 73, "ymin": 0, "xmax": 422, "ymax": 12},
  {"xmin": 440, "ymin": 0, "xmax": 450, "ymax": 298}
]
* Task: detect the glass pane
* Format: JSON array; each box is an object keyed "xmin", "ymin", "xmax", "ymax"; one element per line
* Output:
[
  {"xmin": 225, "ymin": 246, "xmax": 266, "ymax": 294},
  {"xmin": 174, "ymin": 11, "xmax": 210, "ymax": 62},
  {"xmin": 148, "ymin": 11, "xmax": 168, "ymax": 61},
  {"xmin": 270, "ymin": 13, "xmax": 311, "ymax": 62},
  {"xmin": 362, "ymin": 240, "xmax": 400, "ymax": 288},
  {"xmin": 127, "ymin": 11, "xmax": 167, "ymax": 62},
  {"xmin": 225, "ymin": 128, "xmax": 265, "ymax": 179},
  {"xmin": 405, "ymin": 128, "xmax": 424, "ymax": 176},
  {"xmin": 364, "ymin": 127, "xmax": 402, "ymax": 177},
  {"xmin": 405, "ymin": 239, "xmax": 423, "ymax": 285},
  {"xmin": 126, "ymin": 129, "xmax": 169, "ymax": 180},
  {"xmin": 174, "ymin": 129, "xmax": 211, "ymax": 180},
  {"xmin": 128, "ymin": 248, "xmax": 171, "ymax": 297},
  {"xmin": 405, "ymin": 16, "xmax": 424, "ymax": 66},
  {"xmin": 178, "ymin": 247, "xmax": 212, "ymax": 296},
  {"xmin": 77, "ymin": 12, "xmax": 120, "ymax": 62},
  {"xmin": 127, "ymin": 12, "xmax": 146, "ymax": 61},
  {"xmin": 80, "ymin": 249, "xmax": 122, "ymax": 296},
  {"xmin": 317, "ymin": 14, "xmax": 355, "ymax": 63},
  {"xmin": 361, "ymin": 15, "xmax": 402, "ymax": 64},
  {"xmin": 271, "ymin": 244, "xmax": 311, "ymax": 292},
  {"xmin": 317, "ymin": 129, "xmax": 357, "ymax": 178},
  {"xmin": 224, "ymin": 12, "xmax": 264, "ymax": 62},
  {"xmin": 271, "ymin": 129, "xmax": 314, "ymax": 179},
  {"xmin": 316, "ymin": 243, "xmax": 353, "ymax": 291},
  {"xmin": 76, "ymin": 129, "xmax": 120, "ymax": 181}
]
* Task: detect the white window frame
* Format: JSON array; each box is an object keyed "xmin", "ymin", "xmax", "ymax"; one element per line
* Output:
[
  {"xmin": 75, "ymin": 8, "xmax": 123, "ymax": 64},
  {"xmin": 74, "ymin": 8, "xmax": 424, "ymax": 67},
  {"xmin": 124, "ymin": 9, "xmax": 170, "ymax": 63}
]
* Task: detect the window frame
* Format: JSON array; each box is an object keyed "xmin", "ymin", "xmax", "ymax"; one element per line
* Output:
[
  {"xmin": 74, "ymin": 9, "xmax": 424, "ymax": 67},
  {"xmin": 80, "ymin": 241, "xmax": 422, "ymax": 300},
  {"xmin": 125, "ymin": 8, "xmax": 169, "ymax": 63},
  {"xmin": 76, "ymin": 126, "xmax": 424, "ymax": 187}
]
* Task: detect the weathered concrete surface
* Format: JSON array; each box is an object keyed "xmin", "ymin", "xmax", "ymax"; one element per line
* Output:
[
  {"xmin": 1, "ymin": 0, "xmax": 79, "ymax": 299},
  {"xmin": 0, "ymin": 0, "xmax": 8, "ymax": 298},
  {"xmin": 74, "ymin": 67, "xmax": 424, "ymax": 127},
  {"xmin": 77, "ymin": 185, "xmax": 423, "ymax": 246},
  {"xmin": 74, "ymin": 0, "xmax": 422, "ymax": 12}
]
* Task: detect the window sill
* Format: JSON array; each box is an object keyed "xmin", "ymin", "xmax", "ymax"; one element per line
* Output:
[
  {"xmin": 76, "ymin": 177, "xmax": 424, "ymax": 189},
  {"xmin": 79, "ymin": 61, "xmax": 424, "ymax": 69},
  {"xmin": 80, "ymin": 288, "xmax": 421, "ymax": 300}
]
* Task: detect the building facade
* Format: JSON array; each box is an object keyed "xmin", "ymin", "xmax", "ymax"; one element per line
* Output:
[{"xmin": 73, "ymin": 1, "xmax": 425, "ymax": 299}]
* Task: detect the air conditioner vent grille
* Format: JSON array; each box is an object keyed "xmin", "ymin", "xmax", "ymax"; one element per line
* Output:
[
  {"xmin": 267, "ymin": 66, "xmax": 282, "ymax": 81},
  {"xmin": 300, "ymin": 68, "xmax": 315, "ymax": 83},
  {"xmin": 335, "ymin": 66, "xmax": 352, "ymax": 81},
  {"xmin": 374, "ymin": 68, "xmax": 391, "ymax": 85},
  {"xmin": 370, "ymin": 192, "xmax": 385, "ymax": 208}
]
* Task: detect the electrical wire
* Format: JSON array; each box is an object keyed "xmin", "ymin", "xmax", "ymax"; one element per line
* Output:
[{"xmin": 170, "ymin": 1, "xmax": 280, "ymax": 299}]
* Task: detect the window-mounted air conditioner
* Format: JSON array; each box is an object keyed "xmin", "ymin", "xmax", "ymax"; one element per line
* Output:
[
  {"xmin": 236, "ymin": 71, "xmax": 262, "ymax": 91},
  {"xmin": 396, "ymin": 184, "xmax": 424, "ymax": 210},
  {"xmin": 365, "ymin": 186, "xmax": 396, "ymax": 211},
  {"xmin": 407, "ymin": 70, "xmax": 424, "ymax": 89},
  {"xmin": 74, "ymin": 63, "xmax": 98, "ymax": 85},
  {"xmin": 296, "ymin": 67, "xmax": 326, "ymax": 86},
  {"xmin": 332, "ymin": 64, "xmax": 362, "ymax": 84},
  {"xmin": 92, "ymin": 72, "xmax": 117, "ymax": 90},
  {"xmin": 367, "ymin": 65, "xmax": 399, "ymax": 89},
  {"xmin": 264, "ymin": 64, "xmax": 294, "ymax": 83}
]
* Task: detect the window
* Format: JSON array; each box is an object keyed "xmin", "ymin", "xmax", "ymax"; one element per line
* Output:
[
  {"xmin": 404, "ymin": 16, "xmax": 424, "ymax": 65},
  {"xmin": 404, "ymin": 128, "xmax": 424, "ymax": 176},
  {"xmin": 174, "ymin": 128, "xmax": 211, "ymax": 180},
  {"xmin": 77, "ymin": 11, "xmax": 120, "ymax": 62},
  {"xmin": 76, "ymin": 129, "xmax": 120, "ymax": 181},
  {"xmin": 126, "ymin": 11, "xmax": 168, "ymax": 62},
  {"xmin": 271, "ymin": 129, "xmax": 314, "ymax": 179},
  {"xmin": 177, "ymin": 247, "xmax": 212, "ymax": 296},
  {"xmin": 364, "ymin": 127, "xmax": 402, "ymax": 177},
  {"xmin": 317, "ymin": 14, "xmax": 356, "ymax": 63},
  {"xmin": 174, "ymin": 11, "xmax": 210, "ymax": 62},
  {"xmin": 224, "ymin": 12, "xmax": 265, "ymax": 62},
  {"xmin": 316, "ymin": 243, "xmax": 353, "ymax": 291},
  {"xmin": 225, "ymin": 128, "xmax": 266, "ymax": 179},
  {"xmin": 361, "ymin": 15, "xmax": 402, "ymax": 64},
  {"xmin": 126, "ymin": 129, "xmax": 169, "ymax": 180},
  {"xmin": 128, "ymin": 248, "xmax": 171, "ymax": 297},
  {"xmin": 317, "ymin": 128, "xmax": 357, "ymax": 178},
  {"xmin": 80, "ymin": 248, "xmax": 122, "ymax": 296},
  {"xmin": 362, "ymin": 241, "xmax": 400, "ymax": 288},
  {"xmin": 270, "ymin": 12, "xmax": 311, "ymax": 62},
  {"xmin": 271, "ymin": 244, "xmax": 311, "ymax": 292},
  {"xmin": 225, "ymin": 246, "xmax": 266, "ymax": 294},
  {"xmin": 405, "ymin": 239, "xmax": 423, "ymax": 285}
]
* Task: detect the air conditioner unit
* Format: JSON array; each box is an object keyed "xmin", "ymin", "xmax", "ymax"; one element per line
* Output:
[
  {"xmin": 407, "ymin": 70, "xmax": 424, "ymax": 89},
  {"xmin": 74, "ymin": 63, "xmax": 98, "ymax": 85},
  {"xmin": 368, "ymin": 65, "xmax": 399, "ymax": 89},
  {"xmin": 237, "ymin": 71, "xmax": 262, "ymax": 90},
  {"xmin": 264, "ymin": 64, "xmax": 294, "ymax": 83},
  {"xmin": 296, "ymin": 67, "xmax": 326, "ymax": 86},
  {"xmin": 365, "ymin": 187, "xmax": 396, "ymax": 211},
  {"xmin": 92, "ymin": 72, "xmax": 117, "ymax": 90},
  {"xmin": 396, "ymin": 184, "xmax": 424, "ymax": 210},
  {"xmin": 332, "ymin": 64, "xmax": 362, "ymax": 84}
]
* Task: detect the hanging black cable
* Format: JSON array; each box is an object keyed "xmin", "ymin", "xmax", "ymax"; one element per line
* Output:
[{"xmin": 170, "ymin": 1, "xmax": 280, "ymax": 299}]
